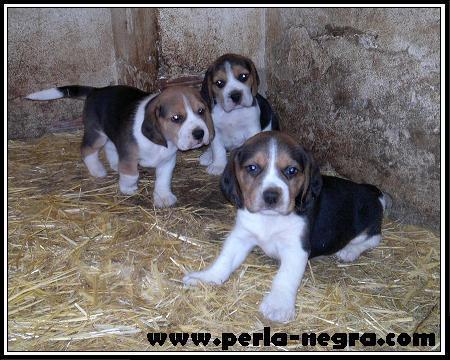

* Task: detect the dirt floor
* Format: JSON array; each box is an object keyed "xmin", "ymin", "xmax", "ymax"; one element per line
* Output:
[{"xmin": 7, "ymin": 131, "xmax": 441, "ymax": 352}]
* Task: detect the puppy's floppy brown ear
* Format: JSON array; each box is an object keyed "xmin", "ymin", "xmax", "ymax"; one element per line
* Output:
[
  {"xmin": 295, "ymin": 146, "xmax": 322, "ymax": 213},
  {"xmin": 142, "ymin": 96, "xmax": 167, "ymax": 148},
  {"xmin": 203, "ymin": 106, "xmax": 215, "ymax": 143},
  {"xmin": 220, "ymin": 148, "xmax": 243, "ymax": 208},
  {"xmin": 245, "ymin": 58, "xmax": 260, "ymax": 97},
  {"xmin": 200, "ymin": 66, "xmax": 214, "ymax": 110}
]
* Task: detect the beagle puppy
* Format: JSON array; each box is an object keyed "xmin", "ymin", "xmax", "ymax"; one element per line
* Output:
[
  {"xmin": 199, "ymin": 53, "xmax": 280, "ymax": 175},
  {"xmin": 26, "ymin": 85, "xmax": 214, "ymax": 207},
  {"xmin": 183, "ymin": 131, "xmax": 390, "ymax": 323}
]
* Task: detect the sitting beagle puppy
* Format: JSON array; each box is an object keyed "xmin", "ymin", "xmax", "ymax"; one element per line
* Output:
[
  {"xmin": 26, "ymin": 85, "xmax": 214, "ymax": 207},
  {"xmin": 183, "ymin": 131, "xmax": 391, "ymax": 323},
  {"xmin": 199, "ymin": 53, "xmax": 280, "ymax": 175}
]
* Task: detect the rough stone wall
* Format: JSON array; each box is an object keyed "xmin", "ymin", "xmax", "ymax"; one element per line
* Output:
[
  {"xmin": 265, "ymin": 8, "xmax": 440, "ymax": 229},
  {"xmin": 7, "ymin": 8, "xmax": 117, "ymax": 138},
  {"xmin": 7, "ymin": 8, "xmax": 161, "ymax": 139},
  {"xmin": 158, "ymin": 8, "xmax": 267, "ymax": 94},
  {"xmin": 111, "ymin": 8, "xmax": 160, "ymax": 92}
]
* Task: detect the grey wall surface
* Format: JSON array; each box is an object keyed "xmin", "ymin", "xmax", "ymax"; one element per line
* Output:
[
  {"xmin": 158, "ymin": 8, "xmax": 267, "ymax": 94},
  {"xmin": 265, "ymin": 8, "xmax": 440, "ymax": 229},
  {"xmin": 7, "ymin": 8, "xmax": 117, "ymax": 138},
  {"xmin": 7, "ymin": 8, "xmax": 160, "ymax": 138}
]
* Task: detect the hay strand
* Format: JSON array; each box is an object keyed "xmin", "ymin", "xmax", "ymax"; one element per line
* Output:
[{"xmin": 7, "ymin": 131, "xmax": 440, "ymax": 351}]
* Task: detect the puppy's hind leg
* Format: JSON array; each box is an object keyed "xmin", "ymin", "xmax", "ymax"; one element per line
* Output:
[
  {"xmin": 81, "ymin": 129, "xmax": 107, "ymax": 178},
  {"xmin": 335, "ymin": 233, "xmax": 381, "ymax": 262},
  {"xmin": 118, "ymin": 143, "xmax": 140, "ymax": 195},
  {"xmin": 104, "ymin": 140, "xmax": 119, "ymax": 172}
]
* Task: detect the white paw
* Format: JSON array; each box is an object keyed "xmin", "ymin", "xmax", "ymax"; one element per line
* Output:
[
  {"xmin": 153, "ymin": 192, "xmax": 177, "ymax": 208},
  {"xmin": 199, "ymin": 150, "xmax": 212, "ymax": 166},
  {"xmin": 207, "ymin": 163, "xmax": 226, "ymax": 175},
  {"xmin": 84, "ymin": 154, "xmax": 107, "ymax": 178},
  {"xmin": 335, "ymin": 247, "xmax": 360, "ymax": 262},
  {"xmin": 89, "ymin": 166, "xmax": 107, "ymax": 178},
  {"xmin": 259, "ymin": 293, "xmax": 296, "ymax": 323},
  {"xmin": 109, "ymin": 163, "xmax": 118, "ymax": 172},
  {"xmin": 120, "ymin": 183, "xmax": 138, "ymax": 195},
  {"xmin": 183, "ymin": 271, "xmax": 225, "ymax": 286}
]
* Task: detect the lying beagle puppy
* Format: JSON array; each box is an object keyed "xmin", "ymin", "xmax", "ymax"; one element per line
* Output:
[
  {"xmin": 199, "ymin": 53, "xmax": 280, "ymax": 175},
  {"xmin": 26, "ymin": 85, "xmax": 214, "ymax": 207},
  {"xmin": 183, "ymin": 131, "xmax": 391, "ymax": 323}
]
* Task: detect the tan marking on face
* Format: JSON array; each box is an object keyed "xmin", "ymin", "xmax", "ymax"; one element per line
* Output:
[
  {"xmin": 276, "ymin": 150, "xmax": 305, "ymax": 213},
  {"xmin": 231, "ymin": 64, "xmax": 255, "ymax": 94},
  {"xmin": 155, "ymin": 88, "xmax": 185, "ymax": 144},
  {"xmin": 183, "ymin": 88, "xmax": 210, "ymax": 120},
  {"xmin": 273, "ymin": 132, "xmax": 314, "ymax": 210},
  {"xmin": 187, "ymin": 88, "xmax": 214, "ymax": 141},
  {"xmin": 211, "ymin": 68, "xmax": 227, "ymax": 106},
  {"xmin": 235, "ymin": 149, "xmax": 269, "ymax": 212},
  {"xmin": 207, "ymin": 54, "xmax": 260, "ymax": 108},
  {"xmin": 211, "ymin": 64, "xmax": 255, "ymax": 102},
  {"xmin": 155, "ymin": 86, "xmax": 212, "ymax": 145},
  {"xmin": 232, "ymin": 131, "xmax": 312, "ymax": 214}
]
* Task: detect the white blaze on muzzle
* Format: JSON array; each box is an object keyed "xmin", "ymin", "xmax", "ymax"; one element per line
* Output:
[
  {"xmin": 176, "ymin": 95, "xmax": 210, "ymax": 151},
  {"xmin": 222, "ymin": 62, "xmax": 254, "ymax": 112},
  {"xmin": 258, "ymin": 139, "xmax": 290, "ymax": 214}
]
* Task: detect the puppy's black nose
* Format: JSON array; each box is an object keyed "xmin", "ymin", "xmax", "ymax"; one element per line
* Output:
[
  {"xmin": 192, "ymin": 128, "xmax": 205, "ymax": 141},
  {"xmin": 263, "ymin": 189, "xmax": 280, "ymax": 206},
  {"xmin": 230, "ymin": 91, "xmax": 242, "ymax": 104}
]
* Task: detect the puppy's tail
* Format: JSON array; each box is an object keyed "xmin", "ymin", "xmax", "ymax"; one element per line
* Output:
[
  {"xmin": 364, "ymin": 183, "xmax": 393, "ymax": 216},
  {"xmin": 25, "ymin": 85, "xmax": 95, "ymax": 101},
  {"xmin": 379, "ymin": 191, "xmax": 393, "ymax": 216}
]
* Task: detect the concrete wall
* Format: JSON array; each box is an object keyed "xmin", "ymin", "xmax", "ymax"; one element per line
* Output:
[
  {"xmin": 7, "ymin": 8, "xmax": 160, "ymax": 138},
  {"xmin": 7, "ymin": 8, "xmax": 117, "ymax": 138},
  {"xmin": 265, "ymin": 8, "xmax": 440, "ymax": 229},
  {"xmin": 158, "ymin": 8, "xmax": 267, "ymax": 94}
]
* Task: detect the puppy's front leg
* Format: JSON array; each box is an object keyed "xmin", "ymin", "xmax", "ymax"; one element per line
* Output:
[
  {"xmin": 207, "ymin": 134, "xmax": 227, "ymax": 175},
  {"xmin": 153, "ymin": 154, "xmax": 177, "ymax": 208},
  {"xmin": 119, "ymin": 157, "xmax": 139, "ymax": 195},
  {"xmin": 259, "ymin": 242, "xmax": 308, "ymax": 323},
  {"xmin": 199, "ymin": 146, "xmax": 213, "ymax": 166},
  {"xmin": 183, "ymin": 228, "xmax": 254, "ymax": 286}
]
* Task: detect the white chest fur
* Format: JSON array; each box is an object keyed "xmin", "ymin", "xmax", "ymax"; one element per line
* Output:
[
  {"xmin": 132, "ymin": 94, "xmax": 177, "ymax": 167},
  {"xmin": 236, "ymin": 210, "xmax": 307, "ymax": 260},
  {"xmin": 137, "ymin": 140, "xmax": 177, "ymax": 168},
  {"xmin": 212, "ymin": 104, "xmax": 261, "ymax": 150}
]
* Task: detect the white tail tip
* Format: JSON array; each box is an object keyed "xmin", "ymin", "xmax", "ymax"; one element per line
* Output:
[
  {"xmin": 25, "ymin": 88, "xmax": 64, "ymax": 101},
  {"xmin": 379, "ymin": 192, "xmax": 393, "ymax": 214},
  {"xmin": 379, "ymin": 195, "xmax": 386, "ymax": 210}
]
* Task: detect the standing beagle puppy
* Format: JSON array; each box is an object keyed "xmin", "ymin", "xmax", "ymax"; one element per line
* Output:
[
  {"xmin": 184, "ymin": 131, "xmax": 391, "ymax": 323},
  {"xmin": 26, "ymin": 85, "xmax": 214, "ymax": 208},
  {"xmin": 199, "ymin": 54, "xmax": 280, "ymax": 175}
]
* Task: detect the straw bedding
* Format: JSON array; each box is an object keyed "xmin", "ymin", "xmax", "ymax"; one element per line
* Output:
[{"xmin": 7, "ymin": 131, "xmax": 440, "ymax": 352}]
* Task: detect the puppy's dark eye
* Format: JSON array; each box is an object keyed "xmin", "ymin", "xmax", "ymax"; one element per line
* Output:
[
  {"xmin": 198, "ymin": 108, "xmax": 205, "ymax": 115},
  {"xmin": 246, "ymin": 164, "xmax": 261, "ymax": 175},
  {"xmin": 215, "ymin": 80, "xmax": 225, "ymax": 88},
  {"xmin": 284, "ymin": 166, "xmax": 299, "ymax": 178},
  {"xmin": 238, "ymin": 73, "xmax": 249, "ymax": 82},
  {"xmin": 171, "ymin": 114, "xmax": 184, "ymax": 123}
]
